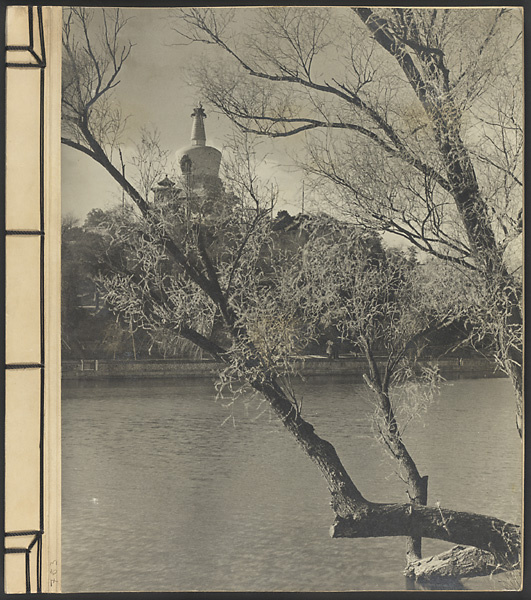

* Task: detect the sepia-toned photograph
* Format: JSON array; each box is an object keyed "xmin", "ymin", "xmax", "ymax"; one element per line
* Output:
[{"xmin": 28, "ymin": 4, "xmax": 526, "ymax": 593}]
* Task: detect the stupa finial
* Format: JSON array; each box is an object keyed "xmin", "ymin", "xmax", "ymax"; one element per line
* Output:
[{"xmin": 191, "ymin": 103, "xmax": 207, "ymax": 146}]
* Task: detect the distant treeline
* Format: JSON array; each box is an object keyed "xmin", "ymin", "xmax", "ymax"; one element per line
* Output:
[{"xmin": 62, "ymin": 208, "xmax": 487, "ymax": 362}]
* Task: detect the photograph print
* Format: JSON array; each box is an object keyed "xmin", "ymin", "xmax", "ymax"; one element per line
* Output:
[{"xmin": 60, "ymin": 6, "xmax": 523, "ymax": 592}]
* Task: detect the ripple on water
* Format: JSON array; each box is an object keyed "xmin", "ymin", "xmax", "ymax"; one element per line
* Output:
[{"xmin": 62, "ymin": 376, "xmax": 521, "ymax": 592}]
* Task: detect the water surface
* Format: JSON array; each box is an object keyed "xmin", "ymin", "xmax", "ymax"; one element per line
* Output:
[{"xmin": 62, "ymin": 376, "xmax": 521, "ymax": 592}]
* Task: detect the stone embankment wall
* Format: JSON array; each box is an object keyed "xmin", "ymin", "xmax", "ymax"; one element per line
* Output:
[{"xmin": 62, "ymin": 356, "xmax": 504, "ymax": 381}]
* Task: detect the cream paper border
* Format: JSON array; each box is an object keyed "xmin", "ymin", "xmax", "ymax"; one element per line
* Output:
[{"xmin": 4, "ymin": 6, "xmax": 62, "ymax": 593}]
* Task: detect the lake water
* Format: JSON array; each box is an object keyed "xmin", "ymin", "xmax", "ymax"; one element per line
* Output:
[{"xmin": 62, "ymin": 376, "xmax": 522, "ymax": 592}]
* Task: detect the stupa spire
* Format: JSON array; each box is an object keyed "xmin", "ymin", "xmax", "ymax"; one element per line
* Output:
[{"xmin": 190, "ymin": 103, "xmax": 207, "ymax": 147}]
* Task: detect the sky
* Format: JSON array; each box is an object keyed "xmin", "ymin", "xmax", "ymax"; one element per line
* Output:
[
  {"xmin": 61, "ymin": 7, "xmax": 522, "ymax": 263},
  {"xmin": 61, "ymin": 8, "xmax": 307, "ymax": 222}
]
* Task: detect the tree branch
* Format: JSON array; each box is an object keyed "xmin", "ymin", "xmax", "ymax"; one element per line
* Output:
[
  {"xmin": 179, "ymin": 324, "xmax": 227, "ymax": 361},
  {"xmin": 175, "ymin": 9, "xmax": 452, "ymax": 194},
  {"xmin": 331, "ymin": 504, "xmax": 520, "ymax": 568}
]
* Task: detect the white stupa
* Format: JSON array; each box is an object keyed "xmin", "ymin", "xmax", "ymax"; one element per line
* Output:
[{"xmin": 175, "ymin": 104, "xmax": 221, "ymax": 182}]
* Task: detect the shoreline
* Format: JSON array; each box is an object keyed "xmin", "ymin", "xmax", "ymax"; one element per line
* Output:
[{"xmin": 61, "ymin": 356, "xmax": 506, "ymax": 381}]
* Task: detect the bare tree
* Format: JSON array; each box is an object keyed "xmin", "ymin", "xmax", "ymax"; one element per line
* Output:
[
  {"xmin": 93, "ymin": 191, "xmax": 520, "ymax": 581},
  {"xmin": 291, "ymin": 218, "xmax": 476, "ymax": 563},
  {"xmin": 62, "ymin": 9, "xmax": 521, "ymax": 586},
  {"xmin": 62, "ymin": 8, "xmax": 145, "ymax": 209},
  {"xmin": 172, "ymin": 6, "xmax": 523, "ymax": 436},
  {"xmin": 130, "ymin": 127, "xmax": 173, "ymax": 203}
]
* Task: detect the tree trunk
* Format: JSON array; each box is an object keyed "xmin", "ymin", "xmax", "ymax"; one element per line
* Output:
[
  {"xmin": 354, "ymin": 8, "xmax": 523, "ymax": 438},
  {"xmin": 363, "ymin": 351, "xmax": 429, "ymax": 565},
  {"xmin": 438, "ymin": 131, "xmax": 523, "ymax": 438},
  {"xmin": 494, "ymin": 285, "xmax": 523, "ymax": 437},
  {"xmin": 252, "ymin": 375, "xmax": 520, "ymax": 571},
  {"xmin": 405, "ymin": 475, "xmax": 428, "ymax": 565},
  {"xmin": 254, "ymin": 378, "xmax": 366, "ymax": 517},
  {"xmin": 332, "ymin": 504, "xmax": 520, "ymax": 568},
  {"xmin": 404, "ymin": 544, "xmax": 514, "ymax": 581}
]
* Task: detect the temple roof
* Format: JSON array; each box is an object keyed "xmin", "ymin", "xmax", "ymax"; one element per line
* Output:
[{"xmin": 156, "ymin": 175, "xmax": 175, "ymax": 188}]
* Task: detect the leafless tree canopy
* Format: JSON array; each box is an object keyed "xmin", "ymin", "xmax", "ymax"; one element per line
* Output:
[
  {"xmin": 172, "ymin": 6, "xmax": 523, "ymax": 436},
  {"xmin": 173, "ymin": 8, "xmax": 521, "ymax": 263}
]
